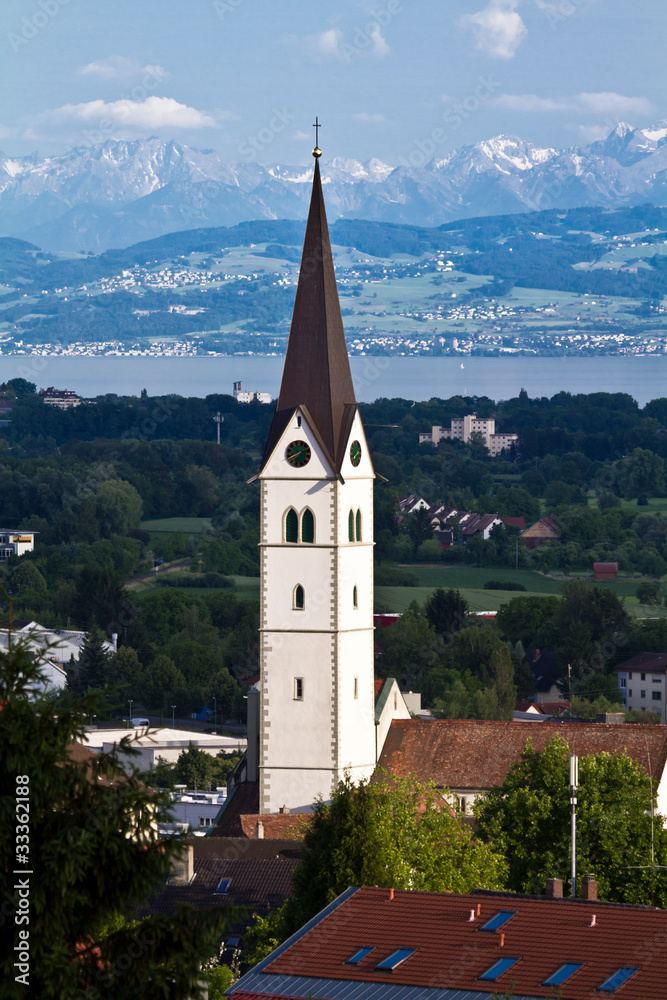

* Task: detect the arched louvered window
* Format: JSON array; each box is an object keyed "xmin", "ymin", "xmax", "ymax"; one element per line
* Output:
[
  {"xmin": 356, "ymin": 508, "xmax": 362, "ymax": 542},
  {"xmin": 301, "ymin": 508, "xmax": 315, "ymax": 544},
  {"xmin": 293, "ymin": 584, "xmax": 305, "ymax": 610},
  {"xmin": 353, "ymin": 585, "xmax": 358, "ymax": 609},
  {"xmin": 285, "ymin": 508, "xmax": 299, "ymax": 543},
  {"xmin": 348, "ymin": 509, "xmax": 355, "ymax": 542}
]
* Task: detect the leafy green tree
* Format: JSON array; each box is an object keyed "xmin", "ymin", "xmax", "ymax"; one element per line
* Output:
[
  {"xmin": 139, "ymin": 654, "xmax": 185, "ymax": 712},
  {"xmin": 619, "ymin": 447, "xmax": 664, "ymax": 499},
  {"xmin": 495, "ymin": 595, "xmax": 560, "ymax": 648},
  {"xmin": 544, "ymin": 580, "xmax": 631, "ymax": 682},
  {"xmin": 475, "ymin": 735, "xmax": 667, "ymax": 904},
  {"xmin": 9, "ymin": 560, "xmax": 47, "ymax": 594},
  {"xmin": 425, "ymin": 587, "xmax": 469, "ymax": 637},
  {"xmin": 108, "ymin": 645, "xmax": 143, "ymax": 696},
  {"xmin": 0, "ymin": 639, "xmax": 226, "ymax": 998},
  {"xmin": 95, "ymin": 478, "xmax": 144, "ymax": 537},
  {"xmin": 172, "ymin": 743, "xmax": 215, "ymax": 790},
  {"xmin": 636, "ymin": 580, "xmax": 664, "ymax": 606},
  {"xmin": 406, "ymin": 507, "xmax": 435, "ymax": 551},
  {"xmin": 287, "ymin": 772, "xmax": 507, "ymax": 933},
  {"xmin": 374, "ymin": 606, "xmax": 446, "ymax": 687},
  {"xmin": 205, "ymin": 668, "xmax": 239, "ymax": 722},
  {"xmin": 74, "ymin": 563, "xmax": 130, "ymax": 632}
]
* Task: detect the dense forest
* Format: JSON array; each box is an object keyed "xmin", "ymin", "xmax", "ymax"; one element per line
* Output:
[{"xmin": 1, "ymin": 378, "xmax": 666, "ymax": 723}]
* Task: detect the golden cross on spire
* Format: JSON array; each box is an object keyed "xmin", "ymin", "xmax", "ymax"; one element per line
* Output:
[{"xmin": 312, "ymin": 116, "xmax": 322, "ymax": 158}]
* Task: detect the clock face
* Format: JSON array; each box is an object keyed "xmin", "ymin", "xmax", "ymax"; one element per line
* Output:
[
  {"xmin": 350, "ymin": 440, "xmax": 362, "ymax": 467},
  {"xmin": 286, "ymin": 440, "xmax": 311, "ymax": 468}
]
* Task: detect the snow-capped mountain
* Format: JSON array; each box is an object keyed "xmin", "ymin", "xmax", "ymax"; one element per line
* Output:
[{"xmin": 2, "ymin": 123, "xmax": 667, "ymax": 251}]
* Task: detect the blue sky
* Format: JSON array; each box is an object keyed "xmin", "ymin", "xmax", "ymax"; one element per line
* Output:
[{"xmin": 1, "ymin": 0, "xmax": 665, "ymax": 164}]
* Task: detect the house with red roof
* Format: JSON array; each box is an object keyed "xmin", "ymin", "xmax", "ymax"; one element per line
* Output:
[
  {"xmin": 377, "ymin": 718, "xmax": 667, "ymax": 817},
  {"xmin": 230, "ymin": 883, "xmax": 667, "ymax": 1000}
]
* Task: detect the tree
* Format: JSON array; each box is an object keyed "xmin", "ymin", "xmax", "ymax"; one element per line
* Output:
[
  {"xmin": 425, "ymin": 587, "xmax": 469, "ymax": 637},
  {"xmin": 495, "ymin": 595, "xmax": 560, "ymax": 649},
  {"xmin": 475, "ymin": 735, "xmax": 667, "ymax": 905},
  {"xmin": 619, "ymin": 447, "xmax": 664, "ymax": 499},
  {"xmin": 94, "ymin": 478, "xmax": 144, "ymax": 537},
  {"xmin": 74, "ymin": 563, "xmax": 130, "ymax": 632},
  {"xmin": 0, "ymin": 639, "xmax": 226, "ymax": 998},
  {"xmin": 9, "ymin": 560, "xmax": 47, "ymax": 594},
  {"xmin": 72, "ymin": 624, "xmax": 113, "ymax": 693},
  {"xmin": 544, "ymin": 580, "xmax": 631, "ymax": 681},
  {"xmin": 286, "ymin": 772, "xmax": 507, "ymax": 933},
  {"xmin": 636, "ymin": 580, "xmax": 664, "ymax": 606},
  {"xmin": 172, "ymin": 743, "xmax": 215, "ymax": 790},
  {"xmin": 374, "ymin": 606, "xmax": 446, "ymax": 688},
  {"xmin": 108, "ymin": 645, "xmax": 144, "ymax": 696},
  {"xmin": 205, "ymin": 668, "xmax": 239, "ymax": 722},
  {"xmin": 138, "ymin": 654, "xmax": 186, "ymax": 712}
]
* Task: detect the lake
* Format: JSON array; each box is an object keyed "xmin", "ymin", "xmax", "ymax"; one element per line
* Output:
[{"xmin": 1, "ymin": 354, "xmax": 666, "ymax": 406}]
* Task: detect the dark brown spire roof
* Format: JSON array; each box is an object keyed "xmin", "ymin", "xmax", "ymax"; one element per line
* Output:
[{"xmin": 261, "ymin": 158, "xmax": 356, "ymax": 472}]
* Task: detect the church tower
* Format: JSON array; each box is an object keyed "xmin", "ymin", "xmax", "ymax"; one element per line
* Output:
[{"xmin": 257, "ymin": 144, "xmax": 376, "ymax": 813}]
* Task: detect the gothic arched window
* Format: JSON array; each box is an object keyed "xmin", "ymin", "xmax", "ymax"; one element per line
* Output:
[
  {"xmin": 285, "ymin": 508, "xmax": 298, "ymax": 543},
  {"xmin": 348, "ymin": 509, "xmax": 355, "ymax": 542},
  {"xmin": 293, "ymin": 584, "xmax": 305, "ymax": 610},
  {"xmin": 301, "ymin": 508, "xmax": 315, "ymax": 544},
  {"xmin": 353, "ymin": 585, "xmax": 358, "ymax": 609},
  {"xmin": 356, "ymin": 508, "xmax": 362, "ymax": 542}
]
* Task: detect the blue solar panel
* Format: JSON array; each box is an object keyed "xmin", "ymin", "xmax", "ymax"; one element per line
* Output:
[
  {"xmin": 480, "ymin": 910, "xmax": 517, "ymax": 932},
  {"xmin": 376, "ymin": 948, "xmax": 416, "ymax": 971},
  {"xmin": 544, "ymin": 962, "xmax": 583, "ymax": 986},
  {"xmin": 347, "ymin": 947, "xmax": 375, "ymax": 965},
  {"xmin": 599, "ymin": 967, "xmax": 639, "ymax": 992},
  {"xmin": 479, "ymin": 957, "xmax": 520, "ymax": 981}
]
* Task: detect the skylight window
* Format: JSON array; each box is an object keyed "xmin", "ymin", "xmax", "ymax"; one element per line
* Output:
[
  {"xmin": 376, "ymin": 948, "xmax": 416, "ymax": 971},
  {"xmin": 479, "ymin": 957, "xmax": 520, "ymax": 981},
  {"xmin": 480, "ymin": 910, "xmax": 517, "ymax": 932},
  {"xmin": 598, "ymin": 968, "xmax": 639, "ymax": 992},
  {"xmin": 347, "ymin": 947, "xmax": 375, "ymax": 965},
  {"xmin": 214, "ymin": 878, "xmax": 231, "ymax": 894},
  {"xmin": 544, "ymin": 963, "xmax": 584, "ymax": 986}
]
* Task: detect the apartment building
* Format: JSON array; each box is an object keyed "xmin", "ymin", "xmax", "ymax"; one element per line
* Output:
[
  {"xmin": 419, "ymin": 413, "xmax": 518, "ymax": 456},
  {"xmin": 616, "ymin": 651, "xmax": 667, "ymax": 723}
]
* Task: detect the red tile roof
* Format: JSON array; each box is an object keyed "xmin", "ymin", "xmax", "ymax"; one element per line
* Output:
[
  {"xmin": 500, "ymin": 516, "xmax": 525, "ymax": 529},
  {"xmin": 379, "ymin": 719, "xmax": 667, "ymax": 790},
  {"xmin": 256, "ymin": 886, "xmax": 667, "ymax": 1000},
  {"xmin": 238, "ymin": 813, "xmax": 311, "ymax": 839},
  {"xmin": 615, "ymin": 652, "xmax": 667, "ymax": 674}
]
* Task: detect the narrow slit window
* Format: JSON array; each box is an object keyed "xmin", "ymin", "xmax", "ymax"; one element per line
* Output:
[
  {"xmin": 293, "ymin": 585, "xmax": 305, "ymax": 610},
  {"xmin": 348, "ymin": 509, "xmax": 355, "ymax": 542},
  {"xmin": 294, "ymin": 677, "xmax": 303, "ymax": 701},
  {"xmin": 301, "ymin": 508, "xmax": 315, "ymax": 544},
  {"xmin": 353, "ymin": 585, "xmax": 358, "ymax": 609},
  {"xmin": 285, "ymin": 508, "xmax": 298, "ymax": 543},
  {"xmin": 356, "ymin": 508, "xmax": 362, "ymax": 542},
  {"xmin": 354, "ymin": 677, "xmax": 359, "ymax": 699}
]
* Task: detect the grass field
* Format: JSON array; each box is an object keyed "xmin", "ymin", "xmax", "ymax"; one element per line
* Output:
[
  {"xmin": 374, "ymin": 563, "xmax": 667, "ymax": 617},
  {"xmin": 141, "ymin": 517, "xmax": 213, "ymax": 533}
]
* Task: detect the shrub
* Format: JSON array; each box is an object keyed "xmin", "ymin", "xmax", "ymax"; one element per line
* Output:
[
  {"xmin": 374, "ymin": 564, "xmax": 420, "ymax": 587},
  {"xmin": 483, "ymin": 580, "xmax": 527, "ymax": 592}
]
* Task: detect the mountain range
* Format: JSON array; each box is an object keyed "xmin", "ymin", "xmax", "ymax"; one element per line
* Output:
[{"xmin": 2, "ymin": 122, "xmax": 667, "ymax": 252}]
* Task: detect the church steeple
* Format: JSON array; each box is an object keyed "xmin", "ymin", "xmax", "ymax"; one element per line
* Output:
[{"xmin": 261, "ymin": 154, "xmax": 356, "ymax": 472}]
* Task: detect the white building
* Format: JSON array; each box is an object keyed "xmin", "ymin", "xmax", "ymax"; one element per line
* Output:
[
  {"xmin": 253, "ymin": 151, "xmax": 408, "ymax": 815},
  {"xmin": 233, "ymin": 381, "xmax": 272, "ymax": 404},
  {"xmin": 419, "ymin": 414, "xmax": 518, "ymax": 456},
  {"xmin": 84, "ymin": 727, "xmax": 246, "ymax": 769},
  {"xmin": 616, "ymin": 652, "xmax": 667, "ymax": 724},
  {"xmin": 168, "ymin": 787, "xmax": 228, "ymax": 831},
  {"xmin": 0, "ymin": 621, "xmax": 115, "ymax": 693},
  {"xmin": 39, "ymin": 386, "xmax": 81, "ymax": 408},
  {"xmin": 0, "ymin": 530, "xmax": 37, "ymax": 560}
]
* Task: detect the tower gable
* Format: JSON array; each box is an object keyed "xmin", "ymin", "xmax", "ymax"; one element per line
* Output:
[{"xmin": 260, "ymin": 406, "xmax": 335, "ymax": 481}]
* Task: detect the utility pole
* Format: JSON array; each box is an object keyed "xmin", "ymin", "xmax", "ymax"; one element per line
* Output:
[
  {"xmin": 213, "ymin": 411, "xmax": 224, "ymax": 445},
  {"xmin": 570, "ymin": 754, "xmax": 579, "ymax": 898}
]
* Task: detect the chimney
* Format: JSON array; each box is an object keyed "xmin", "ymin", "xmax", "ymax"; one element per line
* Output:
[
  {"xmin": 582, "ymin": 875, "xmax": 598, "ymax": 901},
  {"xmin": 468, "ymin": 909, "xmax": 476, "ymax": 922},
  {"xmin": 255, "ymin": 821, "xmax": 264, "ymax": 840},
  {"xmin": 389, "ymin": 888, "xmax": 394, "ymax": 900},
  {"xmin": 546, "ymin": 877, "xmax": 563, "ymax": 898},
  {"xmin": 279, "ymin": 805, "xmax": 290, "ymax": 815},
  {"xmin": 499, "ymin": 933, "xmax": 505, "ymax": 948},
  {"xmin": 169, "ymin": 844, "xmax": 194, "ymax": 884}
]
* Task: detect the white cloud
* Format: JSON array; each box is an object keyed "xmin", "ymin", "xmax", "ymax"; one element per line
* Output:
[
  {"xmin": 285, "ymin": 21, "xmax": 390, "ymax": 63},
  {"xmin": 577, "ymin": 92, "xmax": 653, "ymax": 116},
  {"xmin": 494, "ymin": 93, "xmax": 567, "ymax": 112},
  {"xmin": 80, "ymin": 56, "xmax": 167, "ymax": 81},
  {"xmin": 46, "ymin": 97, "xmax": 217, "ymax": 130},
  {"xmin": 577, "ymin": 124, "xmax": 613, "ymax": 143},
  {"xmin": 353, "ymin": 112, "xmax": 389, "ymax": 124},
  {"xmin": 459, "ymin": 0, "xmax": 527, "ymax": 59}
]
